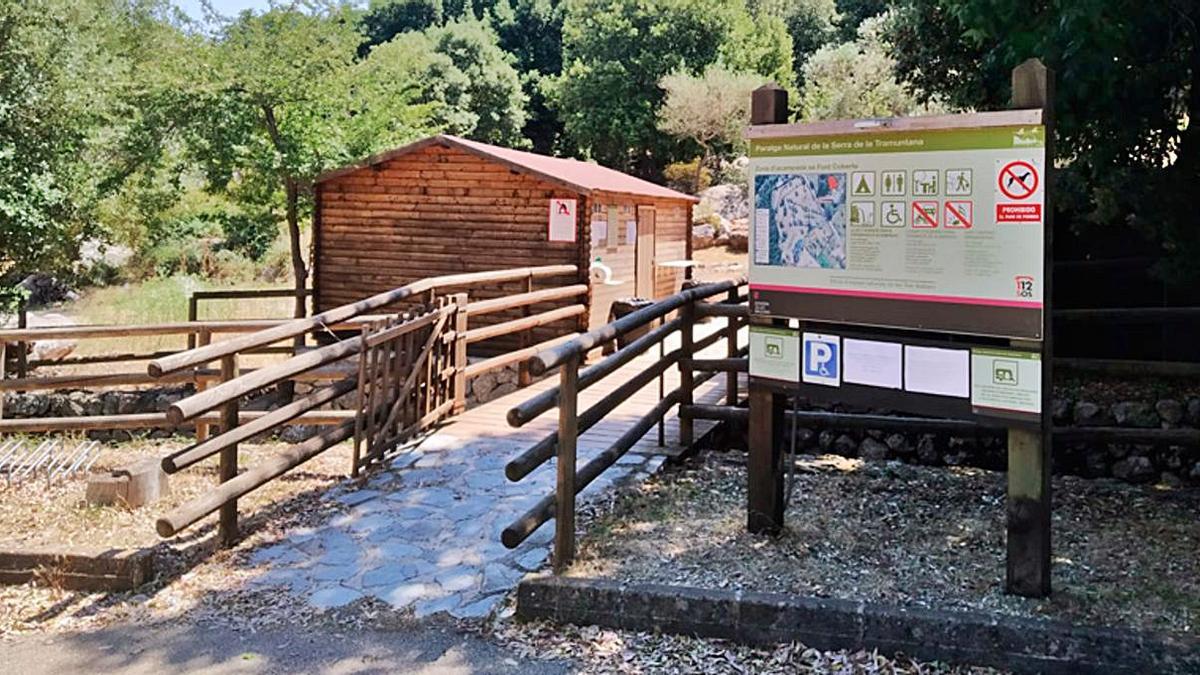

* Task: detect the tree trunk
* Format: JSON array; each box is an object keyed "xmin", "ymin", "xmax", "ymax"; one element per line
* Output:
[
  {"xmin": 284, "ymin": 179, "xmax": 306, "ymax": 319},
  {"xmin": 694, "ymin": 145, "xmax": 710, "ymax": 194}
]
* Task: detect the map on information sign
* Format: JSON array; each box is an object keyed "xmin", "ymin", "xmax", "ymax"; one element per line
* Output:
[{"xmin": 754, "ymin": 173, "xmax": 847, "ymax": 269}]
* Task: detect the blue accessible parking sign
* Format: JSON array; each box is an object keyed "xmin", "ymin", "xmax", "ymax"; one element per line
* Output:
[{"xmin": 802, "ymin": 333, "xmax": 840, "ymax": 387}]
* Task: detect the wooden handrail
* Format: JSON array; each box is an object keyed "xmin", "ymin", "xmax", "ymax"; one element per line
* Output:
[
  {"xmin": 525, "ymin": 277, "xmax": 745, "ymax": 376},
  {"xmin": 463, "ymin": 304, "xmax": 585, "ymax": 344},
  {"xmin": 148, "ymin": 264, "xmax": 576, "ymax": 377},
  {"xmin": 465, "ymin": 285, "xmax": 587, "ymax": 316}
]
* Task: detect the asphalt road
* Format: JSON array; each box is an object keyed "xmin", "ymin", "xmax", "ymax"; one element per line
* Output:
[{"xmin": 0, "ymin": 620, "xmax": 574, "ymax": 675}]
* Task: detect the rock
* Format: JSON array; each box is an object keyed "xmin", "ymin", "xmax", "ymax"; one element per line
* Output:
[
  {"xmin": 1187, "ymin": 398, "xmax": 1200, "ymax": 426},
  {"xmin": 833, "ymin": 434, "xmax": 858, "ymax": 457},
  {"xmin": 1159, "ymin": 446, "xmax": 1185, "ymax": 471},
  {"xmin": 792, "ymin": 427, "xmax": 815, "ymax": 449},
  {"xmin": 472, "ymin": 371, "xmax": 498, "ymax": 401},
  {"xmin": 697, "ymin": 184, "xmax": 749, "ymax": 222},
  {"xmin": 884, "ymin": 433, "xmax": 911, "ymax": 455},
  {"xmin": 490, "ymin": 382, "xmax": 518, "ymax": 400},
  {"xmin": 1111, "ymin": 455, "xmax": 1156, "ymax": 483},
  {"xmin": 916, "ymin": 434, "xmax": 941, "ymax": 464},
  {"xmin": 1073, "ymin": 401, "xmax": 1111, "ymax": 426},
  {"xmin": 4, "ymin": 393, "xmax": 49, "ymax": 417},
  {"xmin": 19, "ymin": 273, "xmax": 76, "ymax": 305},
  {"xmin": 1112, "ymin": 401, "xmax": 1159, "ymax": 428},
  {"xmin": 817, "ymin": 430, "xmax": 835, "ymax": 452},
  {"xmin": 1160, "ymin": 472, "xmax": 1183, "ymax": 488},
  {"xmin": 692, "ymin": 223, "xmax": 716, "ymax": 250},
  {"xmin": 860, "ymin": 437, "xmax": 889, "ymax": 461},
  {"xmin": 279, "ymin": 425, "xmax": 318, "ymax": 443},
  {"xmin": 1156, "ymin": 399, "xmax": 1184, "ymax": 426},
  {"xmin": 1083, "ymin": 448, "xmax": 1109, "ymax": 478},
  {"xmin": 1051, "ymin": 398, "xmax": 1072, "ymax": 425},
  {"xmin": 1189, "ymin": 461, "xmax": 1200, "ymax": 482},
  {"xmin": 726, "ymin": 218, "xmax": 748, "ymax": 252}
]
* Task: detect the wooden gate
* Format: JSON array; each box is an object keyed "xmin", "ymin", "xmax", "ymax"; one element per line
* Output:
[{"xmin": 352, "ymin": 295, "xmax": 466, "ymax": 474}]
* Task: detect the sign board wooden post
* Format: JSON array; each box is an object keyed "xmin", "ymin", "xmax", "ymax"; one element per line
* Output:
[
  {"xmin": 744, "ymin": 62, "xmax": 1054, "ymax": 597},
  {"xmin": 1005, "ymin": 58, "xmax": 1054, "ymax": 598},
  {"xmin": 746, "ymin": 84, "xmax": 789, "ymax": 536}
]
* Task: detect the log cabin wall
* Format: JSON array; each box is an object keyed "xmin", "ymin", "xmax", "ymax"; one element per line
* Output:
[
  {"xmin": 313, "ymin": 142, "xmax": 586, "ymax": 352},
  {"xmin": 585, "ymin": 192, "xmax": 693, "ymax": 330}
]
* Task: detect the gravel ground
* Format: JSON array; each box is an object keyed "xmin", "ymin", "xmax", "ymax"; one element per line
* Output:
[{"xmin": 567, "ymin": 450, "xmax": 1200, "ymax": 637}]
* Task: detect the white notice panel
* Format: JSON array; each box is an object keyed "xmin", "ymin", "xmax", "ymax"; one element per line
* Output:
[
  {"xmin": 904, "ymin": 346, "xmax": 969, "ymax": 398},
  {"xmin": 548, "ymin": 198, "xmax": 577, "ymax": 242},
  {"xmin": 843, "ymin": 339, "xmax": 902, "ymax": 389}
]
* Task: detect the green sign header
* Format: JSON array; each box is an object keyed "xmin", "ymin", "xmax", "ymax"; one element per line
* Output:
[{"xmin": 750, "ymin": 125, "xmax": 1044, "ymax": 158}]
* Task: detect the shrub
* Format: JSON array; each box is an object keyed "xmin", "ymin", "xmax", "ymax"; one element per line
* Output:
[
  {"xmin": 219, "ymin": 212, "xmax": 279, "ymax": 261},
  {"xmin": 664, "ymin": 158, "xmax": 712, "ymax": 194}
]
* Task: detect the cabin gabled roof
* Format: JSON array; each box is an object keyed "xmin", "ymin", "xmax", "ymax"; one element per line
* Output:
[{"xmin": 314, "ymin": 134, "xmax": 699, "ymax": 203}]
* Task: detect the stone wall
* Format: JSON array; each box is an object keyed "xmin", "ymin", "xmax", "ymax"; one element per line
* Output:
[
  {"xmin": 2, "ymin": 386, "xmax": 192, "ymax": 441},
  {"xmin": 784, "ymin": 396, "xmax": 1200, "ymax": 486}
]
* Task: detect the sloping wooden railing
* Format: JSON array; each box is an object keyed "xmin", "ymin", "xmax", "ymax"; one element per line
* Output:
[
  {"xmin": 150, "ymin": 264, "xmax": 583, "ymax": 544},
  {"xmin": 501, "ymin": 277, "xmax": 748, "ymax": 571}
]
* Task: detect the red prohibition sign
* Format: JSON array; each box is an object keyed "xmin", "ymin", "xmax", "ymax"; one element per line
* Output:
[{"xmin": 998, "ymin": 160, "xmax": 1038, "ymax": 200}]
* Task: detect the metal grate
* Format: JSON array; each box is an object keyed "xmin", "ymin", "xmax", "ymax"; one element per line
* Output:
[{"xmin": 0, "ymin": 438, "xmax": 101, "ymax": 487}]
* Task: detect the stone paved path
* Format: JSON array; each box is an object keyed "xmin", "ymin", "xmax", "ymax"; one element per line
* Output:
[{"xmin": 245, "ymin": 323, "xmax": 738, "ymax": 619}]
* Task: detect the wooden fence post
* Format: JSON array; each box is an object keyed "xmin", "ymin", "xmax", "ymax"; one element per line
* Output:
[
  {"xmin": 553, "ymin": 354, "xmax": 579, "ymax": 573},
  {"xmin": 678, "ymin": 300, "xmax": 695, "ymax": 447},
  {"xmin": 218, "ymin": 353, "xmax": 239, "ymax": 546},
  {"xmin": 452, "ymin": 293, "xmax": 468, "ymax": 414},
  {"xmin": 726, "ymin": 287, "xmax": 739, "ymax": 406},
  {"xmin": 518, "ymin": 273, "xmax": 534, "ymax": 387},
  {"xmin": 1006, "ymin": 57, "xmax": 1055, "ymax": 598},
  {"xmin": 352, "ymin": 324, "xmax": 369, "ymax": 478},
  {"xmin": 0, "ymin": 341, "xmax": 6, "ymax": 421},
  {"xmin": 195, "ymin": 329, "xmax": 212, "ymax": 442},
  {"xmin": 187, "ymin": 293, "xmax": 198, "ymax": 350},
  {"xmin": 16, "ymin": 304, "xmax": 27, "ymax": 379}
]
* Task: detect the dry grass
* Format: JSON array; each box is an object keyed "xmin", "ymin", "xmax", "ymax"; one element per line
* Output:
[
  {"xmin": 0, "ymin": 436, "xmax": 357, "ymax": 637},
  {"xmin": 569, "ymin": 451, "xmax": 1200, "ymax": 638},
  {"xmin": 0, "ymin": 436, "xmax": 349, "ymax": 551},
  {"xmin": 691, "ymin": 246, "xmax": 746, "ymax": 283}
]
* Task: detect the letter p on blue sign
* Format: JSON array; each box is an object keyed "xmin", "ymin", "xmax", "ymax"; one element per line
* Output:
[{"xmin": 802, "ymin": 333, "xmax": 840, "ymax": 387}]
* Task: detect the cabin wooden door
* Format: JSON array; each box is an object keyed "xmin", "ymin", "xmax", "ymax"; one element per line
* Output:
[{"xmin": 635, "ymin": 206, "xmax": 656, "ymax": 298}]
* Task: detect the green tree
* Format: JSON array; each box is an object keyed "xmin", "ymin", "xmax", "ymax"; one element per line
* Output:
[
  {"xmin": 833, "ymin": 0, "xmax": 885, "ymax": 41},
  {"xmin": 750, "ymin": 0, "xmax": 837, "ymax": 87},
  {"xmin": 370, "ymin": 18, "xmax": 528, "ymax": 145},
  {"xmin": 490, "ymin": 0, "xmax": 566, "ymax": 152},
  {"xmin": 144, "ymin": 8, "xmax": 438, "ymax": 317},
  {"xmin": 552, "ymin": 0, "xmax": 746, "ymax": 176},
  {"xmin": 721, "ymin": 10, "xmax": 794, "ymax": 89},
  {"xmin": 658, "ymin": 65, "xmax": 763, "ymax": 191},
  {"xmin": 889, "ymin": 0, "xmax": 1200, "ymax": 282},
  {"xmin": 0, "ymin": 0, "xmax": 174, "ymax": 288},
  {"xmin": 360, "ymin": 0, "xmax": 444, "ymax": 50},
  {"xmin": 798, "ymin": 14, "xmax": 934, "ymax": 120}
]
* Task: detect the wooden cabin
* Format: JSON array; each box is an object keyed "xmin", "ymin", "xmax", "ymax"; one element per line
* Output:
[{"xmin": 312, "ymin": 135, "xmax": 698, "ymax": 344}]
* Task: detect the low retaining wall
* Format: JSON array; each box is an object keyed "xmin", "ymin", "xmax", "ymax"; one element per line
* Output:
[
  {"xmin": 0, "ymin": 546, "xmax": 154, "ymax": 591},
  {"xmin": 778, "ymin": 395, "xmax": 1200, "ymax": 486},
  {"xmin": 517, "ymin": 576, "xmax": 1200, "ymax": 675}
]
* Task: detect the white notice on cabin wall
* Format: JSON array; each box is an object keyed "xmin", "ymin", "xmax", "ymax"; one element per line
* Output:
[{"xmin": 548, "ymin": 198, "xmax": 577, "ymax": 242}]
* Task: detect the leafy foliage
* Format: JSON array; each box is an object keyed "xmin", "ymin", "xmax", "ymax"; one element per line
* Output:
[
  {"xmin": 799, "ymin": 14, "xmax": 936, "ymax": 120},
  {"xmin": 889, "ymin": 0, "xmax": 1200, "ymax": 281},
  {"xmin": 658, "ymin": 65, "xmax": 763, "ymax": 191}
]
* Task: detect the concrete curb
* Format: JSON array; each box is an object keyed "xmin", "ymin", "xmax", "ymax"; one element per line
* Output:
[
  {"xmin": 517, "ymin": 576, "xmax": 1200, "ymax": 674},
  {"xmin": 0, "ymin": 545, "xmax": 154, "ymax": 591}
]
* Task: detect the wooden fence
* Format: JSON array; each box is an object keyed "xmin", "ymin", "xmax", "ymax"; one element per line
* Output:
[
  {"xmin": 500, "ymin": 278, "xmax": 748, "ymax": 571},
  {"xmin": 149, "ymin": 264, "xmax": 584, "ymax": 543}
]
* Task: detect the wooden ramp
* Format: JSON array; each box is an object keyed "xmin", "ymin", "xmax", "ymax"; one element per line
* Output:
[{"xmin": 433, "ymin": 322, "xmax": 744, "ymax": 462}]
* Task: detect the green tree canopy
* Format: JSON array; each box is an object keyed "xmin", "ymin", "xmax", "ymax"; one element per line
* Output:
[
  {"xmin": 799, "ymin": 14, "xmax": 934, "ymax": 120},
  {"xmin": 658, "ymin": 65, "xmax": 763, "ymax": 190},
  {"xmin": 553, "ymin": 0, "xmax": 786, "ymax": 177},
  {"xmin": 889, "ymin": 0, "xmax": 1200, "ymax": 282}
]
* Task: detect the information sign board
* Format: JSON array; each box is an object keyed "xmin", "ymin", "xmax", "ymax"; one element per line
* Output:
[{"xmin": 748, "ymin": 112, "xmax": 1046, "ymax": 339}]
